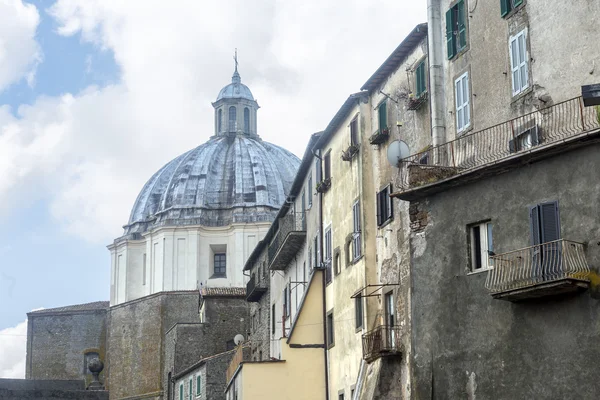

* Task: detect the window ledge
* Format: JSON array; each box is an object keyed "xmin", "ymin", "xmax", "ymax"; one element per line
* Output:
[
  {"xmin": 467, "ymin": 267, "xmax": 493, "ymax": 276},
  {"xmin": 209, "ymin": 274, "xmax": 227, "ymax": 279},
  {"xmin": 377, "ymin": 217, "xmax": 394, "ymax": 230},
  {"xmin": 510, "ymin": 86, "xmax": 533, "ymax": 104}
]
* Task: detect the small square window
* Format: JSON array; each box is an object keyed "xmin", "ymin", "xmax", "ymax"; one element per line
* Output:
[{"xmin": 469, "ymin": 221, "xmax": 493, "ymax": 271}]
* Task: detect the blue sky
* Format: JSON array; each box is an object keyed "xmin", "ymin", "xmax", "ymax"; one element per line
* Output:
[{"xmin": 0, "ymin": 0, "xmax": 425, "ymax": 378}]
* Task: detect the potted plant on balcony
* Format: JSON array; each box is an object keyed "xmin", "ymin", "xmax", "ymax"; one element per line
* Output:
[
  {"xmin": 341, "ymin": 144, "xmax": 360, "ymax": 161},
  {"xmin": 316, "ymin": 177, "xmax": 332, "ymax": 193},
  {"xmin": 406, "ymin": 91, "xmax": 428, "ymax": 111},
  {"xmin": 369, "ymin": 128, "xmax": 390, "ymax": 145}
]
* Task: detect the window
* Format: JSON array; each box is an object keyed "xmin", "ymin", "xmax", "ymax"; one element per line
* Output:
[
  {"xmin": 214, "ymin": 253, "xmax": 226, "ymax": 277},
  {"xmin": 301, "ymin": 190, "xmax": 307, "ymax": 230},
  {"xmin": 415, "ymin": 59, "xmax": 427, "ymax": 97},
  {"xmin": 469, "ymin": 221, "xmax": 493, "ymax": 271},
  {"xmin": 333, "ymin": 249, "xmax": 341, "ymax": 276},
  {"xmin": 308, "ymin": 175, "xmax": 313, "ymax": 206},
  {"xmin": 446, "ymin": 0, "xmax": 467, "ymax": 59},
  {"xmin": 308, "ymin": 246, "xmax": 312, "ymax": 270},
  {"xmin": 350, "ymin": 118, "xmax": 359, "ymax": 146},
  {"xmin": 509, "ymin": 120, "xmax": 539, "ymax": 153},
  {"xmin": 314, "ymin": 235, "xmax": 319, "ymax": 269},
  {"xmin": 283, "ymin": 285, "xmax": 290, "ymax": 319},
  {"xmin": 455, "ymin": 71, "xmax": 470, "ymax": 133},
  {"xmin": 217, "ymin": 109, "xmax": 222, "ymax": 132},
  {"xmin": 244, "ymin": 107, "xmax": 250, "ymax": 133},
  {"xmin": 509, "ymin": 29, "xmax": 529, "ymax": 96},
  {"xmin": 378, "ymin": 101, "xmax": 387, "ymax": 132},
  {"xmin": 315, "ymin": 159, "xmax": 322, "ymax": 183},
  {"xmin": 501, "ymin": 0, "xmax": 524, "ymax": 17},
  {"xmin": 228, "ymin": 106, "xmax": 237, "ymax": 131},
  {"xmin": 339, "ymin": 393, "xmax": 345, "ymax": 400},
  {"xmin": 530, "ymin": 201, "xmax": 560, "ymax": 246},
  {"xmin": 326, "ymin": 310, "xmax": 335, "ymax": 348},
  {"xmin": 179, "ymin": 383, "xmax": 183, "ymax": 400},
  {"xmin": 324, "ymin": 151, "xmax": 331, "ymax": 181},
  {"xmin": 189, "ymin": 378, "xmax": 192, "ymax": 400},
  {"xmin": 196, "ymin": 375, "xmax": 202, "ymax": 396},
  {"xmin": 355, "ymin": 294, "xmax": 363, "ymax": 330},
  {"xmin": 142, "ymin": 253, "xmax": 147, "ymax": 286},
  {"xmin": 272, "ymin": 304, "xmax": 276, "ymax": 334},
  {"xmin": 352, "ymin": 201, "xmax": 362, "ymax": 260},
  {"xmin": 376, "ymin": 185, "xmax": 393, "ymax": 227},
  {"xmin": 325, "ymin": 227, "xmax": 332, "ymax": 284}
]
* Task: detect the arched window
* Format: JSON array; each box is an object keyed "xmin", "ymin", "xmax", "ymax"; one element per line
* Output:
[
  {"xmin": 217, "ymin": 109, "xmax": 222, "ymax": 132},
  {"xmin": 244, "ymin": 107, "xmax": 250, "ymax": 133},
  {"xmin": 229, "ymin": 106, "xmax": 237, "ymax": 132}
]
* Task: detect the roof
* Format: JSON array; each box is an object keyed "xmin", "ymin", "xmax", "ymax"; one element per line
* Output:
[
  {"xmin": 173, "ymin": 348, "xmax": 238, "ymax": 380},
  {"xmin": 313, "ymin": 91, "xmax": 369, "ymax": 150},
  {"xmin": 200, "ymin": 287, "xmax": 246, "ymax": 297},
  {"xmin": 360, "ymin": 23, "xmax": 428, "ymax": 92},
  {"xmin": 243, "ymin": 132, "xmax": 323, "ymax": 271},
  {"xmin": 216, "ymin": 67, "xmax": 254, "ymax": 101},
  {"xmin": 28, "ymin": 301, "xmax": 109, "ymax": 315}
]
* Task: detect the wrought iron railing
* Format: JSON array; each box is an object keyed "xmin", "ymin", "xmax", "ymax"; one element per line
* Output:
[
  {"xmin": 485, "ymin": 239, "xmax": 589, "ymax": 294},
  {"xmin": 268, "ymin": 212, "xmax": 305, "ymax": 264},
  {"xmin": 398, "ymin": 97, "xmax": 600, "ymax": 190},
  {"xmin": 362, "ymin": 325, "xmax": 402, "ymax": 362},
  {"xmin": 246, "ymin": 274, "xmax": 266, "ymax": 301}
]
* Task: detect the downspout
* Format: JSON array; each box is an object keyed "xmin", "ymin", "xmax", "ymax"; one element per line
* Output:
[
  {"xmin": 315, "ymin": 146, "xmax": 330, "ymax": 400},
  {"xmin": 428, "ymin": 0, "xmax": 446, "ymax": 148}
]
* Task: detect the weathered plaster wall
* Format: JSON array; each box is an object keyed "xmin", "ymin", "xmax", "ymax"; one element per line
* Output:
[
  {"xmin": 26, "ymin": 310, "xmax": 107, "ymax": 384},
  {"xmin": 440, "ymin": 0, "xmax": 600, "ymax": 142},
  {"xmin": 411, "ymin": 144, "xmax": 600, "ymax": 399},
  {"xmin": 248, "ymin": 246, "xmax": 271, "ymax": 361}
]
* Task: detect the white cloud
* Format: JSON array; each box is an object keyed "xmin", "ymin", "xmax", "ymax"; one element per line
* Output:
[
  {"xmin": 0, "ymin": 318, "xmax": 27, "ymax": 378},
  {"xmin": 0, "ymin": 0, "xmax": 41, "ymax": 92},
  {"xmin": 0, "ymin": 0, "xmax": 426, "ymax": 242}
]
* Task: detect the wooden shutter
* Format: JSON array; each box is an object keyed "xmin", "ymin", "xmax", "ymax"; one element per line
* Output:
[
  {"xmin": 316, "ymin": 159, "xmax": 322, "ymax": 182},
  {"xmin": 513, "ymin": 0, "xmax": 523, "ymax": 6},
  {"xmin": 446, "ymin": 8, "xmax": 456, "ymax": 59},
  {"xmin": 500, "ymin": 0, "xmax": 511, "ymax": 17},
  {"xmin": 376, "ymin": 191, "xmax": 382, "ymax": 227},
  {"xmin": 386, "ymin": 185, "xmax": 393, "ymax": 220},
  {"xmin": 539, "ymin": 201, "xmax": 560, "ymax": 243},
  {"xmin": 457, "ymin": 0, "xmax": 467, "ymax": 50},
  {"xmin": 378, "ymin": 101, "xmax": 387, "ymax": 132},
  {"xmin": 416, "ymin": 62, "xmax": 426, "ymax": 96},
  {"xmin": 530, "ymin": 205, "xmax": 541, "ymax": 246}
]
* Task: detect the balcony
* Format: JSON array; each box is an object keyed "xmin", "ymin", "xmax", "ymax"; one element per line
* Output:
[
  {"xmin": 246, "ymin": 275, "xmax": 267, "ymax": 302},
  {"xmin": 268, "ymin": 212, "xmax": 307, "ymax": 270},
  {"xmin": 396, "ymin": 97, "xmax": 600, "ymax": 200},
  {"xmin": 362, "ymin": 325, "xmax": 402, "ymax": 363},
  {"xmin": 369, "ymin": 128, "xmax": 390, "ymax": 145},
  {"xmin": 485, "ymin": 239, "xmax": 590, "ymax": 302}
]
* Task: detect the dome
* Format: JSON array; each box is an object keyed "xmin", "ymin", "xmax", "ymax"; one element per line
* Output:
[
  {"xmin": 125, "ymin": 135, "xmax": 300, "ymax": 235},
  {"xmin": 216, "ymin": 69, "xmax": 254, "ymax": 102}
]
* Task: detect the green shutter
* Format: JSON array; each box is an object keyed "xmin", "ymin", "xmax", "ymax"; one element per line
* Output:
[
  {"xmin": 179, "ymin": 384, "xmax": 183, "ymax": 400},
  {"xmin": 446, "ymin": 8, "xmax": 456, "ymax": 59},
  {"xmin": 500, "ymin": 0, "xmax": 511, "ymax": 17},
  {"xmin": 513, "ymin": 0, "xmax": 523, "ymax": 6},
  {"xmin": 457, "ymin": 0, "xmax": 467, "ymax": 51},
  {"xmin": 197, "ymin": 376, "xmax": 202, "ymax": 395},
  {"xmin": 416, "ymin": 61, "xmax": 427, "ymax": 96},
  {"xmin": 378, "ymin": 101, "xmax": 387, "ymax": 132}
]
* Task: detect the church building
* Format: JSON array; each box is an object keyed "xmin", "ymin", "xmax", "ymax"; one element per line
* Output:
[{"xmin": 24, "ymin": 61, "xmax": 300, "ymax": 400}]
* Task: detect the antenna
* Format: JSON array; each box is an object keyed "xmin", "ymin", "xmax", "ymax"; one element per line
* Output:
[
  {"xmin": 234, "ymin": 334, "xmax": 245, "ymax": 345},
  {"xmin": 386, "ymin": 140, "xmax": 410, "ymax": 167}
]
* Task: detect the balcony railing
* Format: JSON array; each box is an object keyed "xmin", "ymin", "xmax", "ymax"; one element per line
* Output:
[
  {"xmin": 246, "ymin": 274, "xmax": 267, "ymax": 302},
  {"xmin": 485, "ymin": 239, "xmax": 590, "ymax": 301},
  {"xmin": 268, "ymin": 212, "xmax": 307, "ymax": 270},
  {"xmin": 398, "ymin": 97, "xmax": 600, "ymax": 192},
  {"xmin": 362, "ymin": 325, "xmax": 402, "ymax": 363}
]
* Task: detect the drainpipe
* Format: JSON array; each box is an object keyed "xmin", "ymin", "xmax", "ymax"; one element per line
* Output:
[
  {"xmin": 428, "ymin": 0, "xmax": 446, "ymax": 148},
  {"xmin": 315, "ymin": 146, "xmax": 330, "ymax": 400}
]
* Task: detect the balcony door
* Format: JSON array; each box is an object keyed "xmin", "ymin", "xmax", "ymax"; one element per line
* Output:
[
  {"xmin": 530, "ymin": 201, "xmax": 561, "ymax": 280},
  {"xmin": 384, "ymin": 291, "xmax": 395, "ymax": 349}
]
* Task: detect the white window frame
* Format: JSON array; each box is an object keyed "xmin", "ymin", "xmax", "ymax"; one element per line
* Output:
[
  {"xmin": 469, "ymin": 221, "xmax": 493, "ymax": 272},
  {"xmin": 196, "ymin": 375, "xmax": 202, "ymax": 397},
  {"xmin": 509, "ymin": 29, "xmax": 529, "ymax": 96},
  {"xmin": 454, "ymin": 71, "xmax": 470, "ymax": 133},
  {"xmin": 352, "ymin": 201, "xmax": 362, "ymax": 261}
]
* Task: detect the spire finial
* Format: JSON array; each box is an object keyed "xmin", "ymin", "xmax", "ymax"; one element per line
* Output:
[{"xmin": 232, "ymin": 48, "xmax": 241, "ymax": 84}]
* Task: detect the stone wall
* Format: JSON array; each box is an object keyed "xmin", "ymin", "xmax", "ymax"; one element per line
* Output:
[
  {"xmin": 410, "ymin": 143, "xmax": 600, "ymax": 399},
  {"xmin": 173, "ymin": 350, "xmax": 235, "ymax": 400},
  {"xmin": 248, "ymin": 247, "xmax": 271, "ymax": 360},
  {"xmin": 26, "ymin": 309, "xmax": 107, "ymax": 385}
]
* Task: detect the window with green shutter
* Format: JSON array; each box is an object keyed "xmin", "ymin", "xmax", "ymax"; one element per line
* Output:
[
  {"xmin": 179, "ymin": 384, "xmax": 183, "ymax": 400},
  {"xmin": 189, "ymin": 378, "xmax": 192, "ymax": 400},
  {"xmin": 415, "ymin": 60, "xmax": 427, "ymax": 97},
  {"xmin": 196, "ymin": 375, "xmax": 202, "ymax": 396},
  {"xmin": 378, "ymin": 101, "xmax": 387, "ymax": 132},
  {"xmin": 501, "ymin": 0, "xmax": 524, "ymax": 18},
  {"xmin": 446, "ymin": 0, "xmax": 468, "ymax": 59}
]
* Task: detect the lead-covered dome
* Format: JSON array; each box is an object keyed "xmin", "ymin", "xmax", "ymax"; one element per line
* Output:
[
  {"xmin": 125, "ymin": 135, "xmax": 300, "ymax": 235},
  {"xmin": 216, "ymin": 69, "xmax": 254, "ymax": 101}
]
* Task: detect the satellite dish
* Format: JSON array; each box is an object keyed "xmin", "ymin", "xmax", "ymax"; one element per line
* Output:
[
  {"xmin": 234, "ymin": 334, "xmax": 245, "ymax": 345},
  {"xmin": 386, "ymin": 140, "xmax": 410, "ymax": 167}
]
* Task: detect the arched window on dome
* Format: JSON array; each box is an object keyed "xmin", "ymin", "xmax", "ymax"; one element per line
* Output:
[
  {"xmin": 244, "ymin": 107, "xmax": 250, "ymax": 133},
  {"xmin": 217, "ymin": 109, "xmax": 222, "ymax": 133},
  {"xmin": 229, "ymin": 106, "xmax": 237, "ymax": 132}
]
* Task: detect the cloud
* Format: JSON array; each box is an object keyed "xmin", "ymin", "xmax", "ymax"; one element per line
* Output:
[
  {"xmin": 0, "ymin": 0, "xmax": 426, "ymax": 243},
  {"xmin": 0, "ymin": 0, "xmax": 41, "ymax": 92},
  {"xmin": 0, "ymin": 318, "xmax": 27, "ymax": 378}
]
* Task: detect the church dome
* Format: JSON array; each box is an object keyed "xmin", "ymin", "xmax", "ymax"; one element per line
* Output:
[
  {"xmin": 125, "ymin": 135, "xmax": 300, "ymax": 235},
  {"xmin": 216, "ymin": 69, "xmax": 254, "ymax": 101}
]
